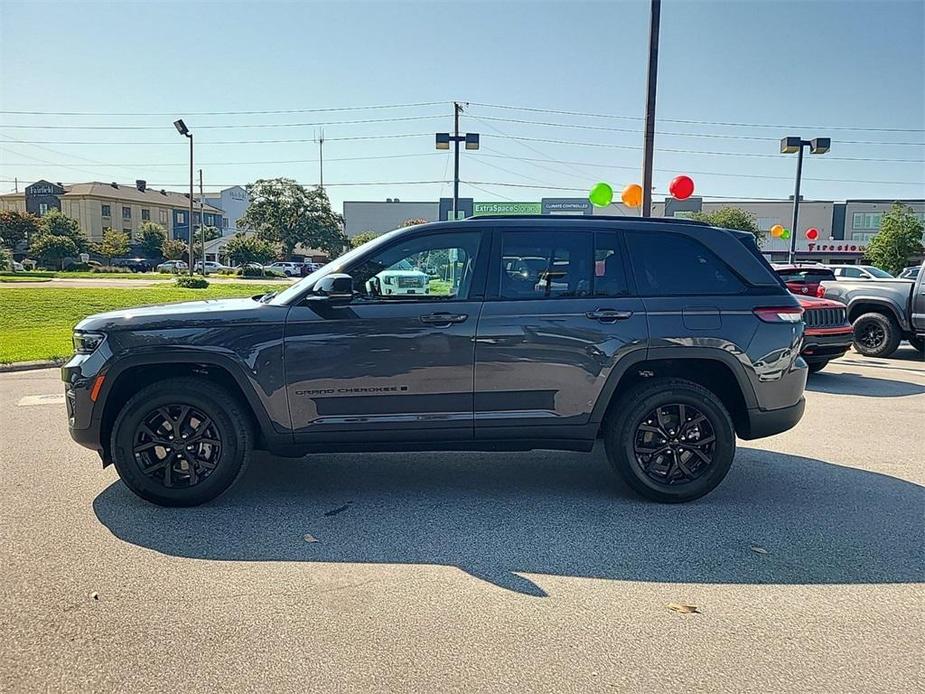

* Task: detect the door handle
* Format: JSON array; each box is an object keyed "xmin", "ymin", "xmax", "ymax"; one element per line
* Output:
[
  {"xmin": 419, "ymin": 312, "xmax": 468, "ymax": 326},
  {"xmin": 586, "ymin": 308, "xmax": 633, "ymax": 322}
]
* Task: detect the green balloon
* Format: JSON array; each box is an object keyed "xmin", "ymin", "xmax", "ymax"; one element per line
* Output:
[
  {"xmin": 781, "ymin": 229, "xmax": 791, "ymax": 240},
  {"xmin": 588, "ymin": 182, "xmax": 613, "ymax": 207}
]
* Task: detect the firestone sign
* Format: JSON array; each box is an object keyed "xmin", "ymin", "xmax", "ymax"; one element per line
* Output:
[{"xmin": 806, "ymin": 243, "xmax": 866, "ymax": 253}]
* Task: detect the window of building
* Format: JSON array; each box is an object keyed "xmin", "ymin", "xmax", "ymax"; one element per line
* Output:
[
  {"xmin": 348, "ymin": 231, "xmax": 482, "ymax": 300},
  {"xmin": 852, "ymin": 212, "xmax": 882, "ymax": 230},
  {"xmin": 123, "ymin": 227, "xmax": 133, "ymax": 239},
  {"xmin": 222, "ymin": 217, "xmax": 229, "ymax": 229},
  {"xmin": 38, "ymin": 203, "xmax": 49, "ymax": 215},
  {"xmin": 102, "ymin": 204, "xmax": 111, "ymax": 217},
  {"xmin": 176, "ymin": 212, "xmax": 185, "ymax": 224},
  {"xmin": 851, "ymin": 231, "xmax": 877, "ymax": 243},
  {"xmin": 500, "ymin": 230, "xmax": 592, "ymax": 299},
  {"xmin": 141, "ymin": 208, "xmax": 150, "ymax": 221},
  {"xmin": 122, "ymin": 206, "xmax": 131, "ymax": 220},
  {"xmin": 159, "ymin": 209, "xmax": 168, "ymax": 224},
  {"xmin": 626, "ymin": 231, "xmax": 745, "ymax": 296}
]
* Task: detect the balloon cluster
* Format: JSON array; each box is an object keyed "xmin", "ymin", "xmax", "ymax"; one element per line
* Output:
[
  {"xmin": 770, "ymin": 224, "xmax": 791, "ymax": 240},
  {"xmin": 588, "ymin": 175, "xmax": 695, "ymax": 209}
]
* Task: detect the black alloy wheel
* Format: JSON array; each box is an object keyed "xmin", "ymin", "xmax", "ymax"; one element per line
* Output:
[
  {"xmin": 633, "ymin": 403, "xmax": 716, "ymax": 486},
  {"xmin": 132, "ymin": 404, "xmax": 223, "ymax": 489}
]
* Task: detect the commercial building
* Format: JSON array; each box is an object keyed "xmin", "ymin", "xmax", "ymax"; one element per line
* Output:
[
  {"xmin": 0, "ymin": 179, "xmax": 224, "ymax": 243},
  {"xmin": 203, "ymin": 185, "xmax": 249, "ymax": 235}
]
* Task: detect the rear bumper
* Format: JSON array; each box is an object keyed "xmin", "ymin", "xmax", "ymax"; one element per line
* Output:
[
  {"xmin": 739, "ymin": 397, "xmax": 806, "ymax": 440},
  {"xmin": 802, "ymin": 329, "xmax": 853, "ymax": 363}
]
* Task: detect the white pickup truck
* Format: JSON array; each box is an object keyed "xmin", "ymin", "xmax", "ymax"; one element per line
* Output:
[{"xmin": 821, "ymin": 261, "xmax": 925, "ymax": 357}]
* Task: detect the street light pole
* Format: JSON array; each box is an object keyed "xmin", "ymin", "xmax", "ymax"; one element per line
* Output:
[
  {"xmin": 199, "ymin": 168, "xmax": 206, "ymax": 275},
  {"xmin": 436, "ymin": 103, "xmax": 478, "ymax": 221},
  {"xmin": 640, "ymin": 0, "xmax": 661, "ymax": 218},
  {"xmin": 781, "ymin": 136, "xmax": 830, "ymax": 263},
  {"xmin": 174, "ymin": 119, "xmax": 194, "ymax": 276}
]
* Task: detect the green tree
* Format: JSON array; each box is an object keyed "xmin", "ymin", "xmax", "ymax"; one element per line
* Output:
[
  {"xmin": 239, "ymin": 178, "xmax": 347, "ymax": 259},
  {"xmin": 864, "ymin": 202, "xmax": 924, "ymax": 275},
  {"xmin": 0, "ymin": 246, "xmax": 13, "ymax": 271},
  {"xmin": 97, "ymin": 229, "xmax": 130, "ymax": 264},
  {"xmin": 400, "ymin": 217, "xmax": 430, "ymax": 228},
  {"xmin": 37, "ymin": 209, "xmax": 89, "ymax": 253},
  {"xmin": 0, "ymin": 209, "xmax": 40, "ymax": 249},
  {"xmin": 138, "ymin": 221, "xmax": 168, "ymax": 256},
  {"xmin": 349, "ymin": 231, "xmax": 380, "ymax": 249},
  {"xmin": 224, "ymin": 234, "xmax": 277, "ymax": 265},
  {"xmin": 689, "ymin": 207, "xmax": 763, "ymax": 246},
  {"xmin": 31, "ymin": 233, "xmax": 79, "ymax": 270},
  {"xmin": 162, "ymin": 238, "xmax": 189, "ymax": 261}
]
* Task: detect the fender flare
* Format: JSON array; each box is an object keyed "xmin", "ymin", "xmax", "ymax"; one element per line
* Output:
[{"xmin": 847, "ymin": 298, "xmax": 908, "ymax": 330}]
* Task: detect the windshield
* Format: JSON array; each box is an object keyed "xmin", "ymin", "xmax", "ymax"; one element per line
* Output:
[
  {"xmin": 861, "ymin": 266, "xmax": 894, "ymax": 278},
  {"xmin": 268, "ymin": 228, "xmax": 404, "ymax": 305}
]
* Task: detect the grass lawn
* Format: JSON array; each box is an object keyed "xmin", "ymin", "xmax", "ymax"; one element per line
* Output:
[
  {"xmin": 0, "ymin": 271, "xmax": 160, "ymax": 280},
  {"xmin": 0, "ymin": 284, "xmax": 282, "ymax": 364},
  {"xmin": 0, "ymin": 275, "xmax": 52, "ymax": 283}
]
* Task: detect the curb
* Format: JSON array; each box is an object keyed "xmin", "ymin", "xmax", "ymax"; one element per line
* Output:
[{"xmin": 0, "ymin": 360, "xmax": 64, "ymax": 373}]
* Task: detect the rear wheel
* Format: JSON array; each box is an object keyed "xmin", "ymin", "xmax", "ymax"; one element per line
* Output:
[
  {"xmin": 853, "ymin": 312, "xmax": 901, "ymax": 358},
  {"xmin": 807, "ymin": 360, "xmax": 829, "ymax": 374},
  {"xmin": 603, "ymin": 378, "xmax": 735, "ymax": 503},
  {"xmin": 110, "ymin": 378, "xmax": 252, "ymax": 507}
]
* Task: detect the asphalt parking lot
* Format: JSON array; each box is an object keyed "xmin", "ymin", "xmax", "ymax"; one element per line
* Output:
[{"xmin": 1, "ymin": 349, "xmax": 923, "ymax": 693}]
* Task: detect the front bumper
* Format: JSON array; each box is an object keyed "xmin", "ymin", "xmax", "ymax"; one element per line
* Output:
[
  {"xmin": 802, "ymin": 328, "xmax": 853, "ymax": 363},
  {"xmin": 62, "ymin": 351, "xmax": 109, "ymax": 452}
]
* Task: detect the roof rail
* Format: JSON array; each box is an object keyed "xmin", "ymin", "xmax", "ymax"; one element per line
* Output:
[{"xmin": 465, "ymin": 214, "xmax": 711, "ymax": 226}]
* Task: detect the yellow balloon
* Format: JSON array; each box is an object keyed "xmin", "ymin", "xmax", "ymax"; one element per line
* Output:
[
  {"xmin": 621, "ymin": 183, "xmax": 643, "ymax": 208},
  {"xmin": 770, "ymin": 224, "xmax": 784, "ymax": 238}
]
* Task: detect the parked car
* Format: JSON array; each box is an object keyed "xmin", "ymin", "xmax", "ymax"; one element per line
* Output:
[
  {"xmin": 367, "ymin": 259, "xmax": 430, "ymax": 295},
  {"xmin": 156, "ymin": 260, "xmax": 188, "ymax": 273},
  {"xmin": 795, "ymin": 296, "xmax": 853, "ymax": 373},
  {"xmin": 112, "ymin": 257, "xmax": 154, "ymax": 273},
  {"xmin": 264, "ymin": 261, "xmax": 303, "ymax": 277},
  {"xmin": 63, "ymin": 215, "xmax": 807, "ymax": 507},
  {"xmin": 11, "ymin": 260, "xmax": 24, "ymax": 272},
  {"xmin": 193, "ymin": 260, "xmax": 230, "ymax": 274},
  {"xmin": 299, "ymin": 262, "xmax": 324, "ymax": 276},
  {"xmin": 772, "ymin": 264, "xmax": 835, "ymax": 296},
  {"xmin": 829, "ymin": 264, "xmax": 894, "ymax": 280},
  {"xmin": 821, "ymin": 261, "xmax": 925, "ymax": 357},
  {"xmin": 898, "ymin": 265, "xmax": 921, "ymax": 280}
]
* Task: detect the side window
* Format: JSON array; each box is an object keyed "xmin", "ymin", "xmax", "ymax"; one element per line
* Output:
[
  {"xmin": 348, "ymin": 231, "xmax": 481, "ymax": 301},
  {"xmin": 626, "ymin": 231, "xmax": 745, "ymax": 296},
  {"xmin": 593, "ymin": 232, "xmax": 629, "ymax": 297},
  {"xmin": 500, "ymin": 230, "xmax": 592, "ymax": 299},
  {"xmin": 841, "ymin": 267, "xmax": 862, "ymax": 278}
]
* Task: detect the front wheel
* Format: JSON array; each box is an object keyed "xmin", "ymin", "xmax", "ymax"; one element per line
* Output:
[
  {"xmin": 603, "ymin": 378, "xmax": 736, "ymax": 503},
  {"xmin": 110, "ymin": 378, "xmax": 252, "ymax": 506},
  {"xmin": 853, "ymin": 312, "xmax": 901, "ymax": 358}
]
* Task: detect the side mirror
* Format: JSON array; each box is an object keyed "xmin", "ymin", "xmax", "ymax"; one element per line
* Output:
[{"xmin": 313, "ymin": 273, "xmax": 354, "ymax": 302}]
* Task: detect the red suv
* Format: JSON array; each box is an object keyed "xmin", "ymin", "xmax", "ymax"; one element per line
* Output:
[{"xmin": 773, "ymin": 265, "xmax": 852, "ymax": 373}]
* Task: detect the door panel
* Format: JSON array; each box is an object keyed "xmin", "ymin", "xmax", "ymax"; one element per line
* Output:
[{"xmin": 285, "ymin": 301, "xmax": 481, "ymax": 440}]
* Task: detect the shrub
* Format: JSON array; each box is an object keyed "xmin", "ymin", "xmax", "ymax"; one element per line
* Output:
[
  {"xmin": 239, "ymin": 264, "xmax": 267, "ymax": 277},
  {"xmin": 216, "ymin": 268, "xmax": 238, "ymax": 276},
  {"xmin": 62, "ymin": 262, "xmax": 91, "ymax": 272},
  {"xmin": 90, "ymin": 265, "xmax": 124, "ymax": 274},
  {"xmin": 174, "ymin": 275, "xmax": 209, "ymax": 289}
]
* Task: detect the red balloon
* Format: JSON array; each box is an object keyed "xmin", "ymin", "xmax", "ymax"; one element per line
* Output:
[
  {"xmin": 805, "ymin": 227, "xmax": 819, "ymax": 240},
  {"xmin": 669, "ymin": 175, "xmax": 694, "ymax": 200}
]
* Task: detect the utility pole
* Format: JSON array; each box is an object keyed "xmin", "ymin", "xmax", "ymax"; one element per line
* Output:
[
  {"xmin": 435, "ymin": 102, "xmax": 479, "ymax": 220},
  {"xmin": 13, "ymin": 178, "xmax": 17, "ymax": 193},
  {"xmin": 199, "ymin": 169, "xmax": 206, "ymax": 275},
  {"xmin": 641, "ymin": 0, "xmax": 661, "ymax": 218},
  {"xmin": 316, "ymin": 128, "xmax": 325, "ymax": 190}
]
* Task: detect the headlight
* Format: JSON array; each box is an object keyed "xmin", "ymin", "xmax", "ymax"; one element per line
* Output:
[{"xmin": 73, "ymin": 331, "xmax": 105, "ymax": 354}]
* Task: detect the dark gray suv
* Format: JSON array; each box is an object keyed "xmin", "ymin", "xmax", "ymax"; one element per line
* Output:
[{"xmin": 63, "ymin": 216, "xmax": 807, "ymax": 506}]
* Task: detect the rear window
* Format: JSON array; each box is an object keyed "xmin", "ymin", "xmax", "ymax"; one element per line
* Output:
[
  {"xmin": 626, "ymin": 231, "xmax": 746, "ymax": 296},
  {"xmin": 776, "ymin": 268, "xmax": 835, "ymax": 283}
]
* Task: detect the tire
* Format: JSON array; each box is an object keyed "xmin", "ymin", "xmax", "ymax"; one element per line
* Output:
[
  {"xmin": 603, "ymin": 378, "xmax": 736, "ymax": 503},
  {"xmin": 110, "ymin": 378, "xmax": 252, "ymax": 507},
  {"xmin": 853, "ymin": 312, "xmax": 901, "ymax": 358},
  {"xmin": 807, "ymin": 360, "xmax": 829, "ymax": 374},
  {"xmin": 909, "ymin": 336, "xmax": 925, "ymax": 353}
]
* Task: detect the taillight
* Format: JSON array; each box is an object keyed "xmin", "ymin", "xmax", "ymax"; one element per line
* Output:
[{"xmin": 754, "ymin": 306, "xmax": 804, "ymax": 323}]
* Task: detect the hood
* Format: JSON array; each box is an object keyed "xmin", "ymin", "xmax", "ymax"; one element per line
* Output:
[{"xmin": 75, "ymin": 297, "xmax": 281, "ymax": 332}]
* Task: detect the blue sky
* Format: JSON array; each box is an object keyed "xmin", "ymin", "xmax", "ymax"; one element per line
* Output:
[{"xmin": 1, "ymin": 0, "xmax": 923, "ymax": 212}]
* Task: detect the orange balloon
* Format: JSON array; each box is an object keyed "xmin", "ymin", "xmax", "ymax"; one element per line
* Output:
[
  {"xmin": 621, "ymin": 183, "xmax": 643, "ymax": 208},
  {"xmin": 770, "ymin": 224, "xmax": 784, "ymax": 238}
]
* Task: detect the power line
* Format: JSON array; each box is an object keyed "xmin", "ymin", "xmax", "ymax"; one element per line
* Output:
[
  {"xmin": 0, "ymin": 101, "xmax": 448, "ymax": 117},
  {"xmin": 466, "ymin": 101, "xmax": 925, "ymax": 133},
  {"xmin": 0, "ymin": 151, "xmax": 445, "ymax": 168},
  {"xmin": 0, "ymin": 115, "xmax": 445, "ymax": 131},
  {"xmin": 0, "ymin": 133, "xmax": 433, "ymax": 146}
]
